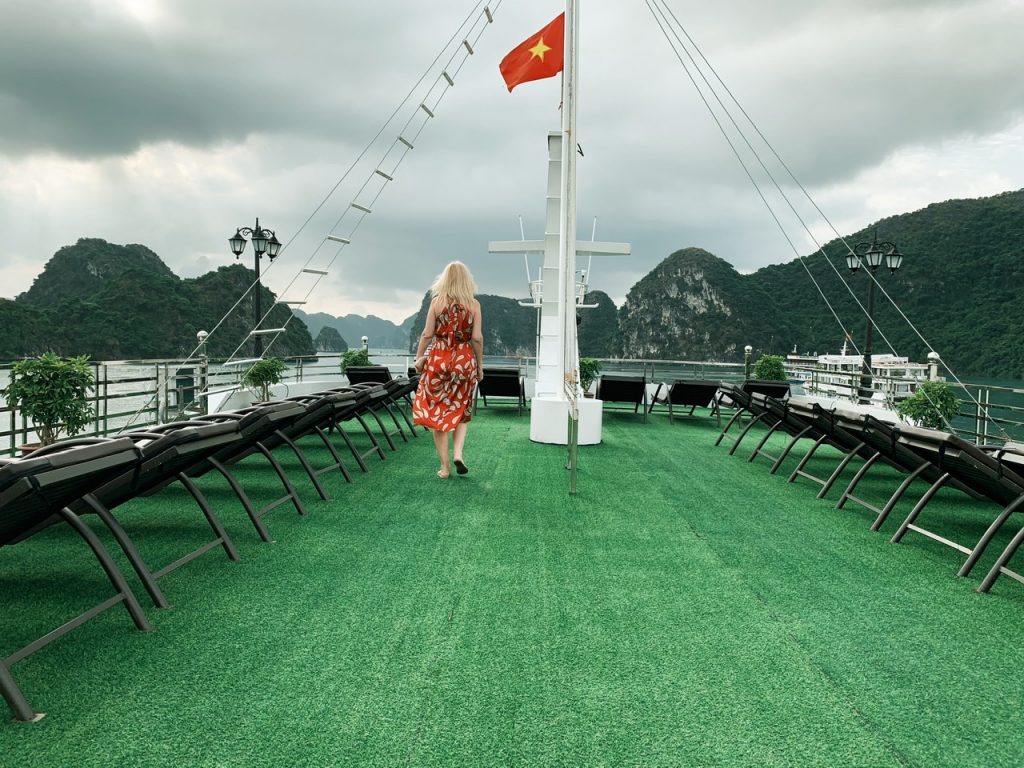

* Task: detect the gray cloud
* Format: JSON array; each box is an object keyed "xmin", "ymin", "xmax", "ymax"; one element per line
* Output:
[{"xmin": 1, "ymin": 0, "xmax": 1022, "ymax": 324}]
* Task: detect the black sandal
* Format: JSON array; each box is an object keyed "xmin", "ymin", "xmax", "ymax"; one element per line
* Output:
[{"xmin": 454, "ymin": 459, "xmax": 469, "ymax": 475}]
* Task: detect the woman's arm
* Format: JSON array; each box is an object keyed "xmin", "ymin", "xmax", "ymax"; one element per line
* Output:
[
  {"xmin": 414, "ymin": 299, "xmax": 438, "ymax": 372},
  {"xmin": 471, "ymin": 299, "xmax": 484, "ymax": 378}
]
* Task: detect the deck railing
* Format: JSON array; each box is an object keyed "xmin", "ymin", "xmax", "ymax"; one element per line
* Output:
[
  {"xmin": 0, "ymin": 354, "xmax": 417, "ymax": 454},
  {"xmin": 953, "ymin": 382, "xmax": 1024, "ymax": 444},
  {"xmin": 787, "ymin": 363, "xmax": 1024, "ymax": 443},
  {"xmin": 2, "ymin": 355, "xmax": 1021, "ymax": 454}
]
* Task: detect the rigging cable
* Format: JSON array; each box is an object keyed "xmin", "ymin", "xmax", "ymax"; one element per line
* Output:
[
  {"xmin": 655, "ymin": 0, "xmax": 992, "ymax": 434},
  {"xmin": 644, "ymin": 0, "xmax": 866, "ymax": 360},
  {"xmin": 218, "ymin": 0, "xmax": 499, "ymax": 365},
  {"xmin": 117, "ymin": 0, "xmax": 499, "ymax": 431},
  {"xmin": 646, "ymin": 0, "xmax": 1005, "ymax": 438}
]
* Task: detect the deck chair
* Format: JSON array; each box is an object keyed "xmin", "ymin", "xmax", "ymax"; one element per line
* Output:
[
  {"xmin": 885, "ymin": 427, "xmax": 1024, "ymax": 591},
  {"xmin": 740, "ymin": 393, "xmax": 828, "ymax": 472},
  {"xmin": 714, "ymin": 383, "xmax": 767, "ymax": 451},
  {"xmin": 648, "ymin": 379, "xmax": 721, "ymax": 424},
  {"xmin": 1, "ymin": 439, "xmax": 151, "ymax": 722},
  {"xmin": 783, "ymin": 399, "xmax": 886, "ymax": 499},
  {"xmin": 474, "ymin": 367, "xmax": 526, "ymax": 415},
  {"xmin": 718, "ymin": 379, "xmax": 789, "ymax": 406},
  {"xmin": 192, "ymin": 401, "xmax": 315, "ymax": 542},
  {"xmin": 746, "ymin": 397, "xmax": 928, "ymax": 531},
  {"xmin": 347, "ymin": 367, "xmax": 420, "ymax": 425},
  {"xmin": 978, "ymin": 454, "xmax": 1024, "ymax": 592},
  {"xmin": 319, "ymin": 386, "xmax": 395, "ymax": 467},
  {"xmin": 376, "ymin": 376, "xmax": 420, "ymax": 433},
  {"xmin": 596, "ymin": 374, "xmax": 648, "ymax": 423},
  {"xmin": 259, "ymin": 389, "xmax": 372, "ymax": 488},
  {"xmin": 226, "ymin": 392, "xmax": 370, "ymax": 502},
  {"xmin": 341, "ymin": 369, "xmax": 420, "ymax": 439},
  {"xmin": 331, "ymin": 382, "xmax": 414, "ymax": 451},
  {"xmin": 828, "ymin": 409, "xmax": 973, "ymax": 532},
  {"xmin": 15, "ymin": 422, "xmax": 245, "ymax": 611},
  {"xmin": 714, "ymin": 381, "xmax": 791, "ymax": 445}
]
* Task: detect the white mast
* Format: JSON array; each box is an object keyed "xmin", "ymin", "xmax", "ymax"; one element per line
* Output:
[
  {"xmin": 488, "ymin": 2, "xmax": 629, "ymax": 445},
  {"xmin": 559, "ymin": 0, "xmax": 580, "ymax": 405}
]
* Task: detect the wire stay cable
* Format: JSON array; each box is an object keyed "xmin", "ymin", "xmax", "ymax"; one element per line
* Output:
[
  {"xmin": 645, "ymin": 0, "xmax": 1006, "ymax": 438},
  {"xmin": 118, "ymin": 1, "xmax": 502, "ymax": 431}
]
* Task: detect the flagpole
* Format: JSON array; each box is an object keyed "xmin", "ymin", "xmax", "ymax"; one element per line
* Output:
[
  {"xmin": 560, "ymin": 0, "xmax": 580, "ymax": 490},
  {"xmin": 559, "ymin": 0, "xmax": 580, "ymax": 399}
]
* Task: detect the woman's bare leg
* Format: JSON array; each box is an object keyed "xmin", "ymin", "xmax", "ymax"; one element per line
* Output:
[
  {"xmin": 453, "ymin": 422, "xmax": 469, "ymax": 462},
  {"xmin": 433, "ymin": 429, "xmax": 450, "ymax": 477}
]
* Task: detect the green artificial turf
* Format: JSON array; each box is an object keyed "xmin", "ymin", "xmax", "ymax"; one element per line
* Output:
[{"xmin": 1, "ymin": 407, "xmax": 1022, "ymax": 766}]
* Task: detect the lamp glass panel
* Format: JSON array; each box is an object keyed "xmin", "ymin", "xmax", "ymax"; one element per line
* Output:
[
  {"xmin": 229, "ymin": 233, "xmax": 247, "ymax": 255},
  {"xmin": 252, "ymin": 231, "xmax": 269, "ymax": 255},
  {"xmin": 266, "ymin": 235, "xmax": 281, "ymax": 258}
]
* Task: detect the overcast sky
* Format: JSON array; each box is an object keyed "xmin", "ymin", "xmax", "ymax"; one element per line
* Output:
[{"xmin": 2, "ymin": 0, "xmax": 1022, "ymax": 324}]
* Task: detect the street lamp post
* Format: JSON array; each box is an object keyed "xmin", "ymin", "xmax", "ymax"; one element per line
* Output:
[
  {"xmin": 228, "ymin": 218, "xmax": 281, "ymax": 356},
  {"xmin": 846, "ymin": 230, "xmax": 904, "ymax": 405}
]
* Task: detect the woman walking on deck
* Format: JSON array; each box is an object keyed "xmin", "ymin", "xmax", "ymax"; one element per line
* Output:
[{"xmin": 412, "ymin": 261, "xmax": 484, "ymax": 478}]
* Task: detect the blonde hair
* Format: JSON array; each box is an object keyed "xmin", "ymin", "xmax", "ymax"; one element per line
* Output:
[{"xmin": 430, "ymin": 261, "xmax": 477, "ymax": 308}]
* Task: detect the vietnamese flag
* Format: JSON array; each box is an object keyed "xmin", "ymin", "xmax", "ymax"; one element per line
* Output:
[{"xmin": 499, "ymin": 13, "xmax": 565, "ymax": 92}]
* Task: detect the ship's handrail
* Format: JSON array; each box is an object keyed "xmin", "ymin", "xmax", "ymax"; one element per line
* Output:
[
  {"xmin": 786, "ymin": 362, "xmax": 1024, "ymax": 443},
  {"xmin": 2, "ymin": 356, "xmax": 1021, "ymax": 454}
]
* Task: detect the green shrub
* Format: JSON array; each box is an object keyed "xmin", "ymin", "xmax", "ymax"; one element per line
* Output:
[
  {"xmin": 241, "ymin": 357, "xmax": 287, "ymax": 402},
  {"xmin": 579, "ymin": 358, "xmax": 601, "ymax": 392},
  {"xmin": 753, "ymin": 354, "xmax": 787, "ymax": 381},
  {"xmin": 896, "ymin": 380, "xmax": 960, "ymax": 430},
  {"xmin": 1, "ymin": 352, "xmax": 95, "ymax": 446},
  {"xmin": 340, "ymin": 349, "xmax": 372, "ymax": 372}
]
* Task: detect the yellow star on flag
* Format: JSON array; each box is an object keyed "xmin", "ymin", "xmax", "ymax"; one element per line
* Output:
[{"xmin": 528, "ymin": 36, "xmax": 552, "ymax": 61}]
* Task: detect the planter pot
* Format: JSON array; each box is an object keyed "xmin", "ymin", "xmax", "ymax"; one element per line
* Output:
[
  {"xmin": 583, "ymin": 392, "xmax": 595, "ymax": 399},
  {"xmin": 18, "ymin": 443, "xmax": 42, "ymax": 457}
]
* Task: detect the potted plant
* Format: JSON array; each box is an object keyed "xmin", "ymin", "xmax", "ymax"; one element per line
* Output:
[
  {"xmin": 753, "ymin": 354, "xmax": 787, "ymax": 382},
  {"xmin": 340, "ymin": 349, "xmax": 372, "ymax": 372},
  {"xmin": 896, "ymin": 380, "xmax": 960, "ymax": 430},
  {"xmin": 579, "ymin": 357, "xmax": 601, "ymax": 397},
  {"xmin": 1, "ymin": 352, "xmax": 95, "ymax": 451},
  {"xmin": 241, "ymin": 357, "xmax": 287, "ymax": 402}
]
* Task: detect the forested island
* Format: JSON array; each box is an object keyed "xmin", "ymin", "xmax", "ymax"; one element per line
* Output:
[{"xmin": 4, "ymin": 189, "xmax": 1022, "ymax": 379}]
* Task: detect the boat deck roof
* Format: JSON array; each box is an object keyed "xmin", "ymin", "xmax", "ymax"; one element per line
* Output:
[{"xmin": 2, "ymin": 408, "xmax": 1022, "ymax": 766}]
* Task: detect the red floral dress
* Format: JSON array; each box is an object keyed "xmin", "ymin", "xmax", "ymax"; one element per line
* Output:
[{"xmin": 413, "ymin": 302, "xmax": 478, "ymax": 431}]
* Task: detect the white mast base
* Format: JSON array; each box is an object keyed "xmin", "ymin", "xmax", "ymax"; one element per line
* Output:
[{"xmin": 530, "ymin": 397, "xmax": 602, "ymax": 445}]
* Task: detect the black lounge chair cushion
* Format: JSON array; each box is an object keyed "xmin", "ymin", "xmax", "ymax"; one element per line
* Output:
[
  {"xmin": 596, "ymin": 375, "xmax": 647, "ymax": 404},
  {"xmin": 478, "ymin": 368, "xmax": 525, "ymax": 399},
  {"xmin": 742, "ymin": 379, "xmax": 790, "ymax": 399},
  {"xmin": 345, "ymin": 366, "xmax": 393, "ymax": 384},
  {"xmin": 0, "ymin": 439, "xmax": 140, "ymax": 545},
  {"xmin": 654, "ymin": 380, "xmax": 721, "ymax": 407}
]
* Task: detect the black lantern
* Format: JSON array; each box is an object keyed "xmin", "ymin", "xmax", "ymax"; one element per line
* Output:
[
  {"xmin": 847, "ymin": 230, "xmax": 905, "ymax": 405},
  {"xmin": 227, "ymin": 217, "xmax": 282, "ymax": 356}
]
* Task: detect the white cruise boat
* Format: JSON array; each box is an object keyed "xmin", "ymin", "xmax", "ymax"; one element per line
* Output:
[{"xmin": 788, "ymin": 341, "xmax": 936, "ymax": 408}]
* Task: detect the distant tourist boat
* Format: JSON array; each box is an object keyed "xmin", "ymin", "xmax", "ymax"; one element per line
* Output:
[{"xmin": 786, "ymin": 341, "xmax": 936, "ymax": 408}]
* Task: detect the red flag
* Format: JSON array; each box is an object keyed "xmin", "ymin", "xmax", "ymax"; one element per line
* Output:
[{"xmin": 499, "ymin": 13, "xmax": 565, "ymax": 92}]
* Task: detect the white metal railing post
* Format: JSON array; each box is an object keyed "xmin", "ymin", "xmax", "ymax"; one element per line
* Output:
[
  {"xmin": 92, "ymin": 364, "xmax": 100, "ymax": 437},
  {"xmin": 974, "ymin": 386, "xmax": 983, "ymax": 442},
  {"xmin": 978, "ymin": 387, "xmax": 987, "ymax": 442},
  {"xmin": 100, "ymin": 364, "xmax": 109, "ymax": 436}
]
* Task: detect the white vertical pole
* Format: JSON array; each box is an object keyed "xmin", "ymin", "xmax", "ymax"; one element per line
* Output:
[
  {"xmin": 560, "ymin": 0, "xmax": 580, "ymax": 399},
  {"xmin": 562, "ymin": 0, "xmax": 580, "ymax": 492}
]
